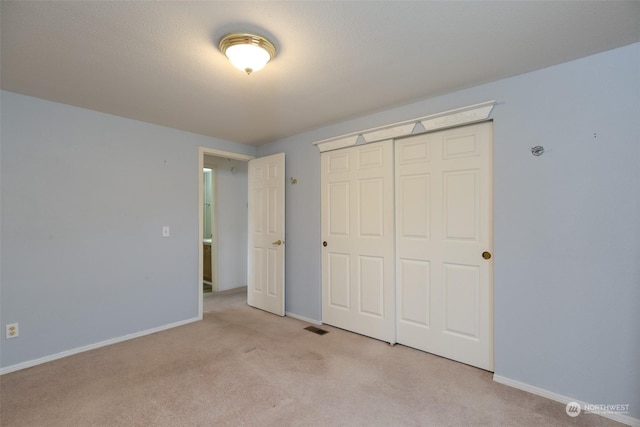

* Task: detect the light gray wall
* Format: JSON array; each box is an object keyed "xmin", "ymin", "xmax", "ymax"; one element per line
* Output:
[
  {"xmin": 0, "ymin": 91, "xmax": 256, "ymax": 368},
  {"xmin": 258, "ymin": 42, "xmax": 640, "ymax": 417},
  {"xmin": 203, "ymin": 155, "xmax": 248, "ymax": 291}
]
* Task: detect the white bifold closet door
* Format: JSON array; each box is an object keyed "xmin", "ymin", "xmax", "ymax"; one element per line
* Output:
[
  {"xmin": 395, "ymin": 122, "xmax": 493, "ymax": 371},
  {"xmin": 321, "ymin": 140, "xmax": 395, "ymax": 343}
]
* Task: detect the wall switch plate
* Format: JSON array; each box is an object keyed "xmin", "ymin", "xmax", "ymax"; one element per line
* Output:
[
  {"xmin": 162, "ymin": 226, "xmax": 170, "ymax": 237},
  {"xmin": 6, "ymin": 323, "xmax": 18, "ymax": 339}
]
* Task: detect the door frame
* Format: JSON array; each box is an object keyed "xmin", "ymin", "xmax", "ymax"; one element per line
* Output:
[{"xmin": 198, "ymin": 147, "xmax": 254, "ymax": 319}]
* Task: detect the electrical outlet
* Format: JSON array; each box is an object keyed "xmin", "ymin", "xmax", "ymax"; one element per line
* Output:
[
  {"xmin": 162, "ymin": 226, "xmax": 170, "ymax": 237},
  {"xmin": 6, "ymin": 323, "xmax": 18, "ymax": 339}
]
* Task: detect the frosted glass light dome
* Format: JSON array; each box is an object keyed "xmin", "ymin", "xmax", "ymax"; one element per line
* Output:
[{"xmin": 219, "ymin": 34, "xmax": 276, "ymax": 75}]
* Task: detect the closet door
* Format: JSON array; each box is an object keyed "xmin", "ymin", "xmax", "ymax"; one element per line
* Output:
[
  {"xmin": 321, "ymin": 140, "xmax": 395, "ymax": 343},
  {"xmin": 395, "ymin": 122, "xmax": 494, "ymax": 371}
]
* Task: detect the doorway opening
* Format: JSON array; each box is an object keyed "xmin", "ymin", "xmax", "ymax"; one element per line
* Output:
[
  {"xmin": 198, "ymin": 148, "xmax": 254, "ymax": 319},
  {"xmin": 202, "ymin": 167, "xmax": 215, "ymax": 293}
]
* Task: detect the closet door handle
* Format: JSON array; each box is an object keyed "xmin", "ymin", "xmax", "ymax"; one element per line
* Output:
[
  {"xmin": 272, "ymin": 240, "xmax": 282, "ymax": 246},
  {"xmin": 482, "ymin": 251, "xmax": 492, "ymax": 260},
  {"xmin": 323, "ymin": 241, "xmax": 328, "ymax": 247}
]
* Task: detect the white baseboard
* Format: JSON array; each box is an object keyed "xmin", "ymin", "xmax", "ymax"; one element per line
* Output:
[
  {"xmin": 493, "ymin": 375, "xmax": 639, "ymax": 427},
  {"xmin": 285, "ymin": 311, "xmax": 322, "ymax": 325},
  {"xmin": 0, "ymin": 317, "xmax": 200, "ymax": 375}
]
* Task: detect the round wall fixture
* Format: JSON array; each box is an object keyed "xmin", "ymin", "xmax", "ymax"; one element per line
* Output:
[
  {"xmin": 219, "ymin": 33, "xmax": 276, "ymax": 75},
  {"xmin": 531, "ymin": 146, "xmax": 545, "ymax": 156}
]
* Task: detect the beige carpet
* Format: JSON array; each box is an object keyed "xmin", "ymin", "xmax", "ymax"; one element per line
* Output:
[
  {"xmin": 1, "ymin": 290, "xmax": 621, "ymax": 427},
  {"xmin": 203, "ymin": 286, "xmax": 246, "ymax": 313}
]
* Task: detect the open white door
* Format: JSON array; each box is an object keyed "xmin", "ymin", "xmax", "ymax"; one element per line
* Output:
[{"xmin": 247, "ymin": 153, "xmax": 286, "ymax": 316}]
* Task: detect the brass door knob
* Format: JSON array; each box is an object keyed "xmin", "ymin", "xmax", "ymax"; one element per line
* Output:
[
  {"xmin": 482, "ymin": 251, "xmax": 492, "ymax": 260},
  {"xmin": 272, "ymin": 240, "xmax": 282, "ymax": 246},
  {"xmin": 323, "ymin": 241, "xmax": 328, "ymax": 247}
]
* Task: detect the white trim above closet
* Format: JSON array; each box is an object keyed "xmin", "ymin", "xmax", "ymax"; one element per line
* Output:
[{"xmin": 314, "ymin": 100, "xmax": 496, "ymax": 152}]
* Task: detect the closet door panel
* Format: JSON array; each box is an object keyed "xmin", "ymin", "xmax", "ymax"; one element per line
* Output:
[
  {"xmin": 328, "ymin": 253, "xmax": 350, "ymax": 309},
  {"xmin": 398, "ymin": 259, "xmax": 431, "ymax": 327},
  {"xmin": 395, "ymin": 122, "xmax": 493, "ymax": 371},
  {"xmin": 328, "ymin": 181, "xmax": 350, "ymax": 236},
  {"xmin": 321, "ymin": 140, "xmax": 395, "ymax": 343}
]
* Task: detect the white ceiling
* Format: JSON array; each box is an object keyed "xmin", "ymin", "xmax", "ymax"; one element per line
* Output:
[{"xmin": 2, "ymin": 1, "xmax": 639, "ymax": 146}]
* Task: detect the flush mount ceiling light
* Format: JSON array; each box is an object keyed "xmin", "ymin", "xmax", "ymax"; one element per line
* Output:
[{"xmin": 219, "ymin": 33, "xmax": 276, "ymax": 75}]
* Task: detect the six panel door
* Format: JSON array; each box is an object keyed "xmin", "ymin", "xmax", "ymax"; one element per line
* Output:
[
  {"xmin": 395, "ymin": 122, "xmax": 493, "ymax": 371},
  {"xmin": 248, "ymin": 153, "xmax": 286, "ymax": 316},
  {"xmin": 321, "ymin": 140, "xmax": 396, "ymax": 343}
]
